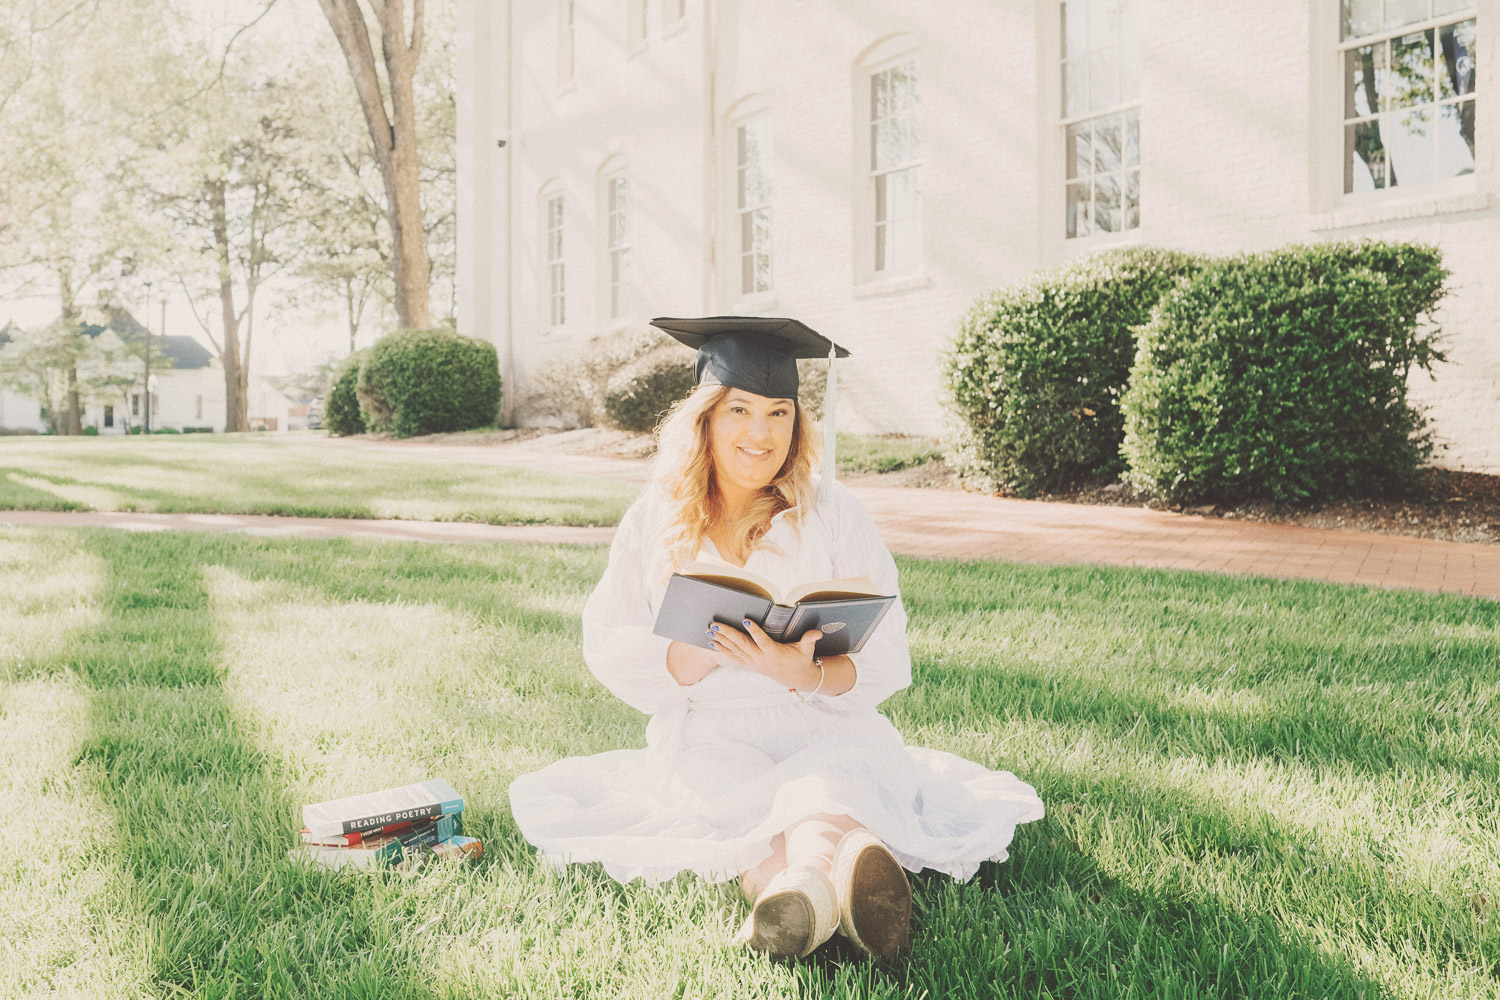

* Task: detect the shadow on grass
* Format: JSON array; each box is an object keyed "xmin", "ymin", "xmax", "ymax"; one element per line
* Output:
[
  {"xmin": 57, "ymin": 531, "xmax": 448, "ymax": 999},
  {"xmin": 0, "ymin": 469, "xmax": 83, "ymax": 511}
]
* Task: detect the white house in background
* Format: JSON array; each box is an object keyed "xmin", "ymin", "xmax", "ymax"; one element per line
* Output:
[
  {"xmin": 0, "ymin": 311, "xmax": 298, "ymax": 434},
  {"xmin": 457, "ymin": 0, "xmax": 1500, "ymax": 470},
  {"xmin": 0, "ymin": 322, "xmax": 48, "ymax": 433}
]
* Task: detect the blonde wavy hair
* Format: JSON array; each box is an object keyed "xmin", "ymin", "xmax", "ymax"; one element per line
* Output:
[{"xmin": 652, "ymin": 383, "xmax": 820, "ymax": 577}]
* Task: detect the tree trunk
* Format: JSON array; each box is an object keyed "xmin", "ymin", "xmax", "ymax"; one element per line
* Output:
[
  {"xmin": 210, "ymin": 179, "xmax": 250, "ymax": 433},
  {"xmin": 317, "ymin": 0, "xmax": 431, "ymax": 329},
  {"xmin": 59, "ymin": 265, "xmax": 83, "ymax": 435}
]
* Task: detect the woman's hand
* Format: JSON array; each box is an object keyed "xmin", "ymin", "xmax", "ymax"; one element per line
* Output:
[{"xmin": 708, "ymin": 619, "xmax": 824, "ymax": 690}]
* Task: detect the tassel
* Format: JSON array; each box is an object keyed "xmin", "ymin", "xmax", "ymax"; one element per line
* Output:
[{"xmin": 818, "ymin": 343, "xmax": 837, "ymax": 503}]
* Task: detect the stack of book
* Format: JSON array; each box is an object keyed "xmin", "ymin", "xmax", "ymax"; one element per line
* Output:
[{"xmin": 289, "ymin": 777, "xmax": 483, "ymax": 870}]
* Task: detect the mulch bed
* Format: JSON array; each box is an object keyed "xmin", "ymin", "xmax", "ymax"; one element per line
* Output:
[{"xmin": 1016, "ymin": 468, "xmax": 1500, "ymax": 545}]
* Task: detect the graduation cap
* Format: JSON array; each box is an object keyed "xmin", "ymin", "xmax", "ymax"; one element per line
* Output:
[{"xmin": 649, "ymin": 315, "xmax": 849, "ymax": 501}]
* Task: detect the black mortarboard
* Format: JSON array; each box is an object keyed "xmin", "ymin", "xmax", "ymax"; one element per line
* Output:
[{"xmin": 649, "ymin": 315, "xmax": 851, "ymax": 500}]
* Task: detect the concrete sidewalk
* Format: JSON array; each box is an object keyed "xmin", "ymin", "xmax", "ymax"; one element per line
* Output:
[{"xmin": 5, "ymin": 481, "xmax": 1500, "ymax": 598}]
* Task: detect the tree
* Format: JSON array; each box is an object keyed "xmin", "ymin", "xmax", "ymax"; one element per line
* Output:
[
  {"xmin": 143, "ymin": 68, "xmax": 307, "ymax": 432},
  {"xmin": 316, "ymin": 0, "xmax": 432, "ymax": 329},
  {"xmin": 0, "ymin": 322, "xmax": 71, "ymax": 433}
]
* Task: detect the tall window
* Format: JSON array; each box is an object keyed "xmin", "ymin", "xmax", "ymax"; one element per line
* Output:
[
  {"xmin": 1061, "ymin": 0, "xmax": 1140, "ymax": 238},
  {"xmin": 870, "ymin": 58, "xmax": 921, "ymax": 275},
  {"xmin": 605, "ymin": 175, "xmax": 630, "ymax": 319},
  {"xmin": 737, "ymin": 116, "xmax": 772, "ymax": 295},
  {"xmin": 558, "ymin": 0, "xmax": 575, "ymax": 85},
  {"xmin": 1341, "ymin": 1, "xmax": 1477, "ymax": 193},
  {"xmin": 546, "ymin": 194, "xmax": 566, "ymax": 327}
]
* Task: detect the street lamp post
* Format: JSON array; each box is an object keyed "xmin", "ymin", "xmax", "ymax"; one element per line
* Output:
[{"xmin": 143, "ymin": 281, "xmax": 152, "ymax": 434}]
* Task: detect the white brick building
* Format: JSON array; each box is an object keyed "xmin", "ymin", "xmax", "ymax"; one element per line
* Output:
[{"xmin": 458, "ymin": 0, "xmax": 1500, "ymax": 469}]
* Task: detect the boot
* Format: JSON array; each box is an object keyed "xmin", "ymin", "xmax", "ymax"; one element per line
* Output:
[
  {"xmin": 732, "ymin": 864, "xmax": 839, "ymax": 959},
  {"xmin": 830, "ymin": 829, "xmax": 911, "ymax": 958}
]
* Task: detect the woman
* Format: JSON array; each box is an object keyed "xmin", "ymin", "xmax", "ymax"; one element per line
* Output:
[{"xmin": 509, "ymin": 317, "xmax": 1044, "ymax": 960}]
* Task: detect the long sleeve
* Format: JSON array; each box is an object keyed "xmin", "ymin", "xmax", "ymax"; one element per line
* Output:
[
  {"xmin": 827, "ymin": 484, "xmax": 912, "ymax": 711},
  {"xmin": 581, "ymin": 493, "xmax": 687, "ymax": 716}
]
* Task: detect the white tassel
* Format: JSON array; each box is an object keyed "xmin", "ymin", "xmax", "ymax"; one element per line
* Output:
[{"xmin": 818, "ymin": 343, "xmax": 837, "ymax": 503}]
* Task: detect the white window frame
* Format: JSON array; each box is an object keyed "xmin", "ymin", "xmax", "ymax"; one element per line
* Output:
[
  {"xmin": 541, "ymin": 190, "xmax": 567, "ymax": 332},
  {"xmin": 1336, "ymin": 2, "xmax": 1478, "ymax": 197},
  {"xmin": 851, "ymin": 35, "xmax": 927, "ymax": 291},
  {"xmin": 600, "ymin": 167, "xmax": 632, "ymax": 322},
  {"xmin": 558, "ymin": 0, "xmax": 575, "ymax": 88},
  {"xmin": 663, "ymin": 0, "xmax": 687, "ymax": 32},
  {"xmin": 1059, "ymin": 0, "xmax": 1141, "ymax": 242},
  {"xmin": 736, "ymin": 112, "xmax": 773, "ymax": 299}
]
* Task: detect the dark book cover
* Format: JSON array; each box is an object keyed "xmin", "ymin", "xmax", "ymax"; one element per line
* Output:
[{"xmin": 653, "ymin": 573, "xmax": 894, "ymax": 658}]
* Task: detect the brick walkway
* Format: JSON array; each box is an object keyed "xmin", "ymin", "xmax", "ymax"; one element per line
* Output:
[{"xmin": 5, "ymin": 468, "xmax": 1500, "ymax": 597}]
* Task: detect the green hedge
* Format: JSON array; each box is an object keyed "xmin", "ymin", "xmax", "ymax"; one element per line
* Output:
[
  {"xmin": 940, "ymin": 246, "xmax": 1205, "ymax": 495},
  {"xmin": 356, "ymin": 329, "xmax": 501, "ymax": 438},
  {"xmin": 602, "ymin": 347, "xmax": 695, "ymax": 432},
  {"xmin": 1121, "ymin": 240, "xmax": 1448, "ymax": 502},
  {"xmin": 323, "ymin": 349, "xmax": 368, "ymax": 437}
]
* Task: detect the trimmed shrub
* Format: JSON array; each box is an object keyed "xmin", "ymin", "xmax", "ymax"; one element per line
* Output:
[
  {"xmin": 602, "ymin": 347, "xmax": 696, "ymax": 432},
  {"xmin": 519, "ymin": 326, "xmax": 670, "ymax": 427},
  {"xmin": 1121, "ymin": 240, "xmax": 1448, "ymax": 503},
  {"xmin": 357, "ymin": 329, "xmax": 502, "ymax": 438},
  {"xmin": 323, "ymin": 349, "xmax": 368, "ymax": 436},
  {"xmin": 940, "ymin": 246, "xmax": 1206, "ymax": 495}
]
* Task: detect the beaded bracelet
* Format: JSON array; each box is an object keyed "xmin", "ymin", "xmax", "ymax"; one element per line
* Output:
[{"xmin": 791, "ymin": 656, "xmax": 825, "ymax": 701}]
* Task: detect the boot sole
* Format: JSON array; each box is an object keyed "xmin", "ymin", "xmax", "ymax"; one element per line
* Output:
[
  {"xmin": 746, "ymin": 889, "xmax": 816, "ymax": 958},
  {"xmin": 845, "ymin": 843, "xmax": 911, "ymax": 958}
]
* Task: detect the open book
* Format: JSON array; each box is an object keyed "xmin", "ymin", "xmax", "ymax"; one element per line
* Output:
[{"xmin": 652, "ymin": 560, "xmax": 895, "ymax": 658}]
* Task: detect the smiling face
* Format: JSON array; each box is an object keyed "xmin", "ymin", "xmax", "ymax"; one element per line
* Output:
[{"xmin": 707, "ymin": 388, "xmax": 797, "ymax": 500}]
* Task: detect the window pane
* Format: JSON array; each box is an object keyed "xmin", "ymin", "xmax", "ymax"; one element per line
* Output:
[
  {"xmin": 1124, "ymin": 110, "xmax": 1139, "ymax": 167},
  {"xmin": 1389, "ymin": 30, "xmax": 1434, "ymax": 109},
  {"xmin": 1088, "ymin": 0, "xmax": 1119, "ymax": 45},
  {"xmin": 1094, "ymin": 114, "xmax": 1122, "ymax": 173},
  {"xmin": 1095, "ymin": 174, "xmax": 1120, "ymax": 233},
  {"xmin": 1345, "ymin": 43, "xmax": 1386, "ymax": 118},
  {"xmin": 1090, "ymin": 46, "xmax": 1118, "ymax": 110},
  {"xmin": 1436, "ymin": 100, "xmax": 1476, "ymax": 177},
  {"xmin": 1066, "ymin": 181, "xmax": 1091, "ymax": 238},
  {"xmin": 892, "ymin": 62, "xmax": 919, "ymax": 113},
  {"xmin": 1342, "ymin": 0, "xmax": 1380, "ymax": 40},
  {"xmin": 741, "ymin": 251, "xmax": 754, "ymax": 297},
  {"xmin": 1434, "ymin": 0, "xmax": 1471, "ymax": 13},
  {"xmin": 874, "ymin": 173, "xmax": 887, "ymax": 225},
  {"xmin": 1439, "ymin": 19, "xmax": 1477, "ymax": 99},
  {"xmin": 1345, "ymin": 119, "xmax": 1388, "ymax": 191},
  {"xmin": 873, "ymin": 118, "xmax": 911, "ymax": 171},
  {"xmin": 872, "ymin": 69, "xmax": 891, "ymax": 119},
  {"xmin": 1062, "ymin": 0, "xmax": 1087, "ymax": 60},
  {"xmin": 1386, "ymin": 106, "xmax": 1434, "ymax": 186},
  {"xmin": 1124, "ymin": 169, "xmax": 1140, "ymax": 229},
  {"xmin": 1384, "ymin": 0, "xmax": 1427, "ymax": 31},
  {"xmin": 753, "ymin": 252, "xmax": 771, "ymax": 293},
  {"xmin": 1063, "ymin": 59, "xmax": 1086, "ymax": 118},
  {"xmin": 1066, "ymin": 123, "xmax": 1092, "ymax": 179}
]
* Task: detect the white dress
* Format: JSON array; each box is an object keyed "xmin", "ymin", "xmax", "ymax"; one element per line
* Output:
[{"xmin": 508, "ymin": 481, "xmax": 1045, "ymax": 886}]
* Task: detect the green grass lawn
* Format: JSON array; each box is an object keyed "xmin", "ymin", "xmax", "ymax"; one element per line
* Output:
[
  {"xmin": 5, "ymin": 527, "xmax": 1498, "ymax": 998},
  {"xmin": 0, "ymin": 436, "xmax": 638, "ymax": 526},
  {"xmin": 836, "ymin": 433, "xmax": 944, "ymax": 475}
]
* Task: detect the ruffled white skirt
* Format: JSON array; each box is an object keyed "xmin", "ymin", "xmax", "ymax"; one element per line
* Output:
[{"xmin": 508, "ymin": 687, "xmax": 1045, "ymax": 886}]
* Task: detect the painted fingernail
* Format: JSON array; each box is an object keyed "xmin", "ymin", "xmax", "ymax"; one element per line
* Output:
[
  {"xmin": 709, "ymin": 624, "xmax": 720, "ymax": 632},
  {"xmin": 742, "ymin": 619, "xmax": 751, "ymax": 627}
]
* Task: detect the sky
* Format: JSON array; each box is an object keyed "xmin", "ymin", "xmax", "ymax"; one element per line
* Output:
[{"xmin": 2, "ymin": 0, "xmax": 393, "ymax": 377}]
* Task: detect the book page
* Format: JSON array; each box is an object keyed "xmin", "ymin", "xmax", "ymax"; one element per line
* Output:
[
  {"xmin": 679, "ymin": 560, "xmax": 781, "ymax": 603},
  {"xmin": 785, "ymin": 575, "xmax": 882, "ymax": 605}
]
